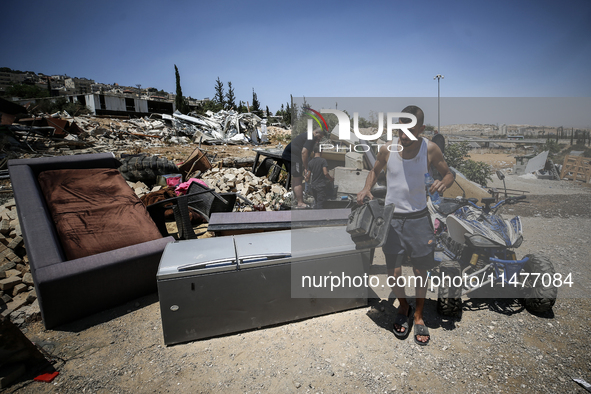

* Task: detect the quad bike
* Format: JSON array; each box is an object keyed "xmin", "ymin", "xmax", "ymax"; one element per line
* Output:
[{"xmin": 428, "ymin": 171, "xmax": 558, "ymax": 317}]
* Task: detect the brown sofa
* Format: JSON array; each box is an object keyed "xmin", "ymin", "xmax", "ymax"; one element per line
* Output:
[{"xmin": 8, "ymin": 153, "xmax": 175, "ymax": 328}]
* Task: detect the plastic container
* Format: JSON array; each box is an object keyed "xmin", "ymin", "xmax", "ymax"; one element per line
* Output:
[{"xmin": 424, "ymin": 173, "xmax": 441, "ymax": 205}]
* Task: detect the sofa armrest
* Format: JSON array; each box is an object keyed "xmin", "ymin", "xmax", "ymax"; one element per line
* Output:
[
  {"xmin": 8, "ymin": 152, "xmax": 121, "ymax": 177},
  {"xmin": 8, "ymin": 163, "xmax": 65, "ymax": 269},
  {"xmin": 34, "ymin": 236, "xmax": 174, "ymax": 328}
]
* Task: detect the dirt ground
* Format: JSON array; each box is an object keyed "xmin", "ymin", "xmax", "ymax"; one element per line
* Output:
[
  {"xmin": 468, "ymin": 152, "xmax": 517, "ymax": 170},
  {"xmin": 5, "ymin": 151, "xmax": 591, "ymax": 393}
]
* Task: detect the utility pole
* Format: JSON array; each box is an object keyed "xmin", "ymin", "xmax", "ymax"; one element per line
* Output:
[{"xmin": 434, "ymin": 75, "xmax": 444, "ymax": 134}]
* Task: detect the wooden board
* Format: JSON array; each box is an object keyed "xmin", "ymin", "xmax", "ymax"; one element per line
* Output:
[{"xmin": 560, "ymin": 155, "xmax": 591, "ymax": 183}]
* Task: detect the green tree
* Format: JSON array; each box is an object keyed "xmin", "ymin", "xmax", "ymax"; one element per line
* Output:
[
  {"xmin": 174, "ymin": 65, "xmax": 189, "ymax": 114},
  {"xmin": 6, "ymin": 84, "xmax": 48, "ymax": 99},
  {"xmin": 32, "ymin": 97, "xmax": 90, "ymax": 115},
  {"xmin": 276, "ymin": 104, "xmax": 285, "ymax": 118},
  {"xmin": 214, "ymin": 77, "xmax": 225, "ymax": 111},
  {"xmin": 225, "ymin": 81, "xmax": 236, "ymax": 110},
  {"xmin": 251, "ymin": 88, "xmax": 261, "ymax": 115},
  {"xmin": 443, "ymin": 141, "xmax": 471, "ymax": 169},
  {"xmin": 444, "ymin": 142, "xmax": 493, "ymax": 187},
  {"xmin": 265, "ymin": 106, "xmax": 270, "ymax": 118},
  {"xmin": 356, "ymin": 116, "xmax": 373, "ymax": 128},
  {"xmin": 285, "ymin": 101, "xmax": 291, "ymax": 124},
  {"xmin": 237, "ymin": 100, "xmax": 247, "ymax": 113}
]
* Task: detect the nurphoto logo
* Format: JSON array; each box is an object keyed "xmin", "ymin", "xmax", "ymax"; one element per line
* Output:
[{"xmin": 304, "ymin": 108, "xmax": 418, "ymax": 153}]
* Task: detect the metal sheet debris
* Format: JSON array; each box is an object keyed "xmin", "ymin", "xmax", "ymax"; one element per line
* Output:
[{"xmin": 524, "ymin": 150, "xmax": 549, "ymax": 174}]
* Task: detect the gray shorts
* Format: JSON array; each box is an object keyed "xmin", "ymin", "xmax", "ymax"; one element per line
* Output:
[{"xmin": 383, "ymin": 215, "xmax": 437, "ymax": 270}]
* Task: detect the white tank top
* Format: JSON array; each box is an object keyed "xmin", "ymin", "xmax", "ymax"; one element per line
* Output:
[{"xmin": 384, "ymin": 137, "xmax": 429, "ymax": 213}]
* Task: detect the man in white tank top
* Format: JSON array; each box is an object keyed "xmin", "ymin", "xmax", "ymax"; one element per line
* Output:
[{"xmin": 357, "ymin": 106, "xmax": 454, "ymax": 345}]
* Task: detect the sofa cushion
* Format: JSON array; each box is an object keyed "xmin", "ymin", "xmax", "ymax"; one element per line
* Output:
[{"xmin": 38, "ymin": 168, "xmax": 163, "ymax": 260}]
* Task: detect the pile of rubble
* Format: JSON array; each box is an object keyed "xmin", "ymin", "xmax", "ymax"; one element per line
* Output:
[
  {"xmin": 1, "ymin": 108, "xmax": 274, "ymax": 159},
  {"xmin": 171, "ymin": 110, "xmax": 268, "ymax": 145},
  {"xmin": 0, "ymin": 199, "xmax": 38, "ymax": 327},
  {"xmin": 201, "ymin": 167, "xmax": 288, "ymax": 211}
]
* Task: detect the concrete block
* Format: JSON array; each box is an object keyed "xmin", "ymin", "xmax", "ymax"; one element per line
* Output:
[
  {"xmin": 5, "ymin": 252, "xmax": 17, "ymax": 261},
  {"xmin": 0, "ymin": 276, "xmax": 21, "ymax": 291},
  {"xmin": 4, "ymin": 269, "xmax": 21, "ymax": 278},
  {"xmin": 333, "ymin": 167, "xmax": 370, "ymax": 195},
  {"xmin": 0, "ymin": 220, "xmax": 9, "ymax": 234},
  {"xmin": 0, "ymin": 255, "xmax": 13, "ymax": 266},
  {"xmin": 1, "ymin": 294, "xmax": 11, "ymax": 304},
  {"xmin": 7, "ymin": 236, "xmax": 22, "ymax": 250},
  {"xmin": 22, "ymin": 273, "xmax": 34, "ymax": 286},
  {"xmin": 15, "ymin": 264, "xmax": 27, "ymax": 274},
  {"xmin": 12, "ymin": 283, "xmax": 27, "ymax": 297},
  {"xmin": 26, "ymin": 290, "xmax": 37, "ymax": 303},
  {"xmin": 8, "ymin": 256, "xmax": 21, "ymax": 264},
  {"xmin": 345, "ymin": 152, "xmax": 366, "ymax": 170},
  {"xmin": 6, "ymin": 209, "xmax": 17, "ymax": 221},
  {"xmin": 0, "ymin": 293, "xmax": 28, "ymax": 317}
]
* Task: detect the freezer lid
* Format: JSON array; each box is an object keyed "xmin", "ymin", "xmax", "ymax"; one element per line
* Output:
[
  {"xmin": 157, "ymin": 226, "xmax": 362, "ymax": 278},
  {"xmin": 157, "ymin": 237, "xmax": 238, "ymax": 279},
  {"xmin": 234, "ymin": 226, "xmax": 359, "ymax": 269}
]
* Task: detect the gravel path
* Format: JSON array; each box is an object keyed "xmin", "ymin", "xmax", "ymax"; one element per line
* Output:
[{"xmin": 7, "ymin": 176, "xmax": 591, "ymax": 394}]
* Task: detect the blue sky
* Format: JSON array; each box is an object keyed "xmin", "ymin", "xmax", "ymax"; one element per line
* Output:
[{"xmin": 3, "ymin": 0, "xmax": 591, "ymax": 120}]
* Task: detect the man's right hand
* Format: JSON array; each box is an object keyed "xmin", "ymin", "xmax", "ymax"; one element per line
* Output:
[{"xmin": 356, "ymin": 189, "xmax": 373, "ymax": 205}]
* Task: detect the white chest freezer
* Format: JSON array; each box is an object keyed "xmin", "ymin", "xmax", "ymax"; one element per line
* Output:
[{"xmin": 157, "ymin": 226, "xmax": 371, "ymax": 345}]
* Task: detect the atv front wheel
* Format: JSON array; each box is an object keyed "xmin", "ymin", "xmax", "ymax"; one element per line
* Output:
[
  {"xmin": 522, "ymin": 254, "xmax": 557, "ymax": 313},
  {"xmin": 437, "ymin": 260, "xmax": 462, "ymax": 317}
]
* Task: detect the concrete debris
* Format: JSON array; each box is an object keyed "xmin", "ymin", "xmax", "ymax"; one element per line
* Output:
[
  {"xmin": 172, "ymin": 110, "xmax": 265, "ymax": 145},
  {"xmin": 200, "ymin": 167, "xmax": 288, "ymax": 211},
  {"xmin": 1, "ymin": 109, "xmax": 275, "ymax": 158},
  {"xmin": 126, "ymin": 181, "xmax": 161, "ymax": 199},
  {"xmin": 0, "ymin": 202, "xmax": 37, "ymax": 327}
]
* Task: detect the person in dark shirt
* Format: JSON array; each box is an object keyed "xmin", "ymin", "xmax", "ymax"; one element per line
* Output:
[
  {"xmin": 306, "ymin": 145, "xmax": 334, "ymax": 209},
  {"xmin": 281, "ymin": 128, "xmax": 324, "ymax": 208}
]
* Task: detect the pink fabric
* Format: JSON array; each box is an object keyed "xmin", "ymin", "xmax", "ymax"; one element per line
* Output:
[
  {"xmin": 166, "ymin": 175, "xmax": 182, "ymax": 188},
  {"xmin": 175, "ymin": 178, "xmax": 209, "ymax": 196}
]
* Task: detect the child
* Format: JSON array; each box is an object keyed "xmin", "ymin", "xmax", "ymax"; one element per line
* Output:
[{"xmin": 306, "ymin": 145, "xmax": 334, "ymax": 209}]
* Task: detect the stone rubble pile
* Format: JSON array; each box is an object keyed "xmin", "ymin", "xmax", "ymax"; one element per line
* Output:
[
  {"xmin": 124, "ymin": 169, "xmax": 289, "ymax": 211},
  {"xmin": 201, "ymin": 167, "xmax": 288, "ymax": 211},
  {"xmin": 0, "ymin": 199, "xmax": 38, "ymax": 327},
  {"xmin": 127, "ymin": 181, "xmax": 161, "ymax": 199}
]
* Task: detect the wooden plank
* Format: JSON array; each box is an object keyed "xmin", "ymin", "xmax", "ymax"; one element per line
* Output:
[{"xmin": 561, "ymin": 155, "xmax": 591, "ymax": 183}]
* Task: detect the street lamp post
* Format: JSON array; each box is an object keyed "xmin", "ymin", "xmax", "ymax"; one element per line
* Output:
[{"xmin": 434, "ymin": 74, "xmax": 444, "ymax": 134}]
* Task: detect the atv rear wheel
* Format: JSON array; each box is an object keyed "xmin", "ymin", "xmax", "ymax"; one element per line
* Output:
[
  {"xmin": 437, "ymin": 260, "xmax": 463, "ymax": 317},
  {"xmin": 522, "ymin": 254, "xmax": 557, "ymax": 313}
]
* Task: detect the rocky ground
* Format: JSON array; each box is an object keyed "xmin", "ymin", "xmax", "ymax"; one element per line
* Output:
[{"xmin": 2, "ymin": 169, "xmax": 590, "ymax": 393}]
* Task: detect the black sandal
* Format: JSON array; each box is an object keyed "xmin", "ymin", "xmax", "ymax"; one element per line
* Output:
[
  {"xmin": 414, "ymin": 324, "xmax": 430, "ymax": 346},
  {"xmin": 393, "ymin": 306, "xmax": 413, "ymax": 338}
]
